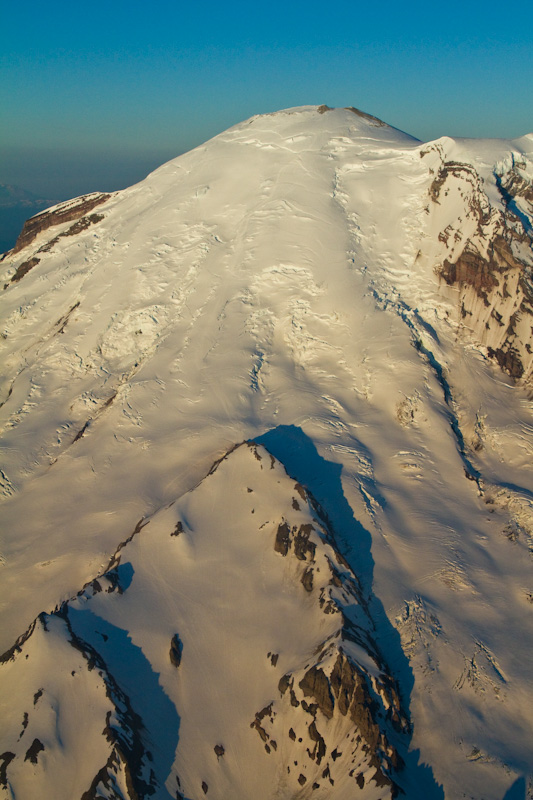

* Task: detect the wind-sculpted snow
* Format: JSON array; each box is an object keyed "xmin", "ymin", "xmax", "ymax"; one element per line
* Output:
[{"xmin": 0, "ymin": 105, "xmax": 533, "ymax": 799}]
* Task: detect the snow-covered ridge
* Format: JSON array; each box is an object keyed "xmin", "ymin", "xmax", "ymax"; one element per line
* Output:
[
  {"xmin": 0, "ymin": 105, "xmax": 532, "ymax": 799},
  {"xmin": 0, "ymin": 442, "xmax": 412, "ymax": 799}
]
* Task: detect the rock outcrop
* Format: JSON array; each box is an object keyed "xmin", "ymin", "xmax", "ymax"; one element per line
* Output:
[
  {"xmin": 424, "ymin": 149, "xmax": 533, "ymax": 382},
  {"xmin": 12, "ymin": 192, "xmax": 111, "ymax": 254}
]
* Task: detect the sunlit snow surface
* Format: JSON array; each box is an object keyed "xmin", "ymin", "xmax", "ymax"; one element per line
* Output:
[{"xmin": 0, "ymin": 106, "xmax": 532, "ymax": 799}]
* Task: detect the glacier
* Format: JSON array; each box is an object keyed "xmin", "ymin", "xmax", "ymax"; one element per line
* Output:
[{"xmin": 0, "ymin": 105, "xmax": 532, "ymax": 799}]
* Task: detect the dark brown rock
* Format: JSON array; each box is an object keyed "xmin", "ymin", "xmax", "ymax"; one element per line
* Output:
[
  {"xmin": 345, "ymin": 107, "xmax": 387, "ymax": 127},
  {"xmin": 0, "ymin": 753, "xmax": 15, "ymax": 789},
  {"xmin": 0, "ymin": 618, "xmax": 38, "ymax": 664},
  {"xmin": 9, "ymin": 256, "xmax": 40, "ymax": 284},
  {"xmin": 62, "ymin": 213, "xmax": 104, "ymax": 237},
  {"xmin": 254, "ymin": 703, "xmax": 273, "ymax": 723},
  {"xmin": 169, "ymin": 634, "xmax": 183, "ymax": 668},
  {"xmin": 301, "ymin": 700, "xmax": 318, "ymax": 716},
  {"xmin": 308, "ymin": 720, "xmax": 326, "ymax": 765},
  {"xmin": 24, "ymin": 738, "xmax": 44, "ymax": 764},
  {"xmin": 298, "ymin": 666, "xmax": 334, "ymax": 719},
  {"xmin": 301, "ymin": 567, "xmax": 314, "ymax": 592},
  {"xmin": 487, "ymin": 346, "xmax": 524, "ymax": 379},
  {"xmin": 499, "ymin": 167, "xmax": 533, "ymax": 205},
  {"xmin": 440, "ymin": 246, "xmax": 499, "ymax": 297},
  {"xmin": 330, "ymin": 653, "xmax": 360, "ymax": 716},
  {"xmin": 294, "ymin": 483, "xmax": 306, "ymax": 501},
  {"xmin": 429, "ymin": 161, "xmax": 480, "ymax": 204},
  {"xmin": 73, "ymin": 420, "xmax": 91, "ymax": 443},
  {"xmin": 250, "ymin": 703, "xmax": 273, "ymax": 743},
  {"xmin": 369, "ymin": 753, "xmax": 393, "ymax": 788},
  {"xmin": 13, "ymin": 193, "xmax": 111, "ymax": 254},
  {"xmin": 55, "ymin": 301, "xmax": 80, "ymax": 334},
  {"xmin": 293, "ymin": 524, "xmax": 316, "ymax": 561},
  {"xmin": 274, "ymin": 522, "xmax": 291, "ymax": 556},
  {"xmin": 19, "ymin": 711, "xmax": 29, "ymax": 737},
  {"xmin": 329, "ymin": 652, "xmax": 393, "ymax": 758}
]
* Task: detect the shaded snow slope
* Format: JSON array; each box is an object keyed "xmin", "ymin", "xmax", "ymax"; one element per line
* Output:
[{"xmin": 1, "ymin": 105, "xmax": 532, "ymax": 799}]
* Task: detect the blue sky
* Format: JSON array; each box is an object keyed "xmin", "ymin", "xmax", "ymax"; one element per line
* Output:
[{"xmin": 2, "ymin": 0, "xmax": 532, "ymax": 201}]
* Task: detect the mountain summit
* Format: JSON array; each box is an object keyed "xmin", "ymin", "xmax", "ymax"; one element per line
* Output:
[{"xmin": 1, "ymin": 106, "xmax": 532, "ymax": 799}]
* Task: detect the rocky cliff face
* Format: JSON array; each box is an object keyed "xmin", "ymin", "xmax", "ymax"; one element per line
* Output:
[
  {"xmin": 422, "ymin": 145, "xmax": 533, "ymax": 381},
  {"xmin": 12, "ymin": 192, "xmax": 111, "ymax": 254},
  {"xmin": 3, "ymin": 192, "xmax": 112, "ymax": 288}
]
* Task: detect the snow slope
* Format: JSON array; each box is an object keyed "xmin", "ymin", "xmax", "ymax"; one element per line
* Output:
[
  {"xmin": 1, "ymin": 105, "xmax": 532, "ymax": 799},
  {"xmin": 1, "ymin": 442, "xmax": 412, "ymax": 799}
]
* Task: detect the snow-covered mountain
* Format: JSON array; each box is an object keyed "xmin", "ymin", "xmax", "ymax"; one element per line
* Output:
[{"xmin": 1, "ymin": 105, "xmax": 532, "ymax": 800}]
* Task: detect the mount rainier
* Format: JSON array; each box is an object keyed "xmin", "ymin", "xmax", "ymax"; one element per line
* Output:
[{"xmin": 0, "ymin": 105, "xmax": 532, "ymax": 800}]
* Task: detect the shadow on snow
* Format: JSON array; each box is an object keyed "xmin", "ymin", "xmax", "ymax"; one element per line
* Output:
[
  {"xmin": 503, "ymin": 776, "xmax": 527, "ymax": 800},
  {"xmin": 67, "ymin": 600, "xmax": 185, "ymax": 800},
  {"xmin": 256, "ymin": 424, "xmax": 444, "ymax": 800}
]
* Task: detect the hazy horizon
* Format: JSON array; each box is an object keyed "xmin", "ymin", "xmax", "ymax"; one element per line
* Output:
[{"xmin": 2, "ymin": 0, "xmax": 532, "ymax": 203}]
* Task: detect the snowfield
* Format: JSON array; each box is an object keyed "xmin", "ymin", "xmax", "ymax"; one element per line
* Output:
[{"xmin": 0, "ymin": 105, "xmax": 532, "ymax": 799}]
